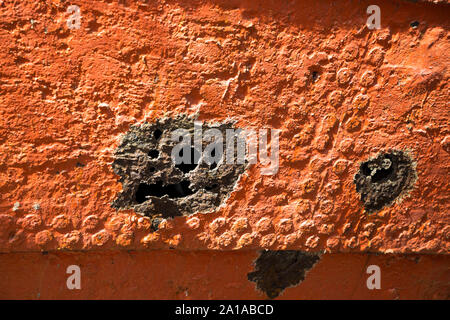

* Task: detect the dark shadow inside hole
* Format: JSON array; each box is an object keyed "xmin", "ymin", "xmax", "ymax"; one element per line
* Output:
[
  {"xmin": 209, "ymin": 163, "xmax": 217, "ymax": 170},
  {"xmin": 361, "ymin": 155, "xmax": 396, "ymax": 183},
  {"xmin": 353, "ymin": 150, "xmax": 416, "ymax": 213},
  {"xmin": 312, "ymin": 71, "xmax": 319, "ymax": 82},
  {"xmin": 361, "ymin": 162, "xmax": 372, "ymax": 176},
  {"xmin": 175, "ymin": 147, "xmax": 200, "ymax": 173},
  {"xmin": 371, "ymin": 160, "xmax": 394, "ymax": 183},
  {"xmin": 205, "ymin": 184, "xmax": 218, "ymax": 191},
  {"xmin": 208, "ymin": 148, "xmax": 218, "ymax": 169},
  {"xmin": 149, "ymin": 167, "xmax": 155, "ymax": 172},
  {"xmin": 135, "ymin": 180, "xmax": 194, "ymax": 203},
  {"xmin": 148, "ymin": 149, "xmax": 159, "ymax": 159},
  {"xmin": 154, "ymin": 129, "xmax": 162, "ymax": 140},
  {"xmin": 410, "ymin": 21, "xmax": 419, "ymax": 28}
]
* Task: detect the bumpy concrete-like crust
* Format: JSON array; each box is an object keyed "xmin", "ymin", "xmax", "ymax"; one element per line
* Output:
[{"xmin": 0, "ymin": 0, "xmax": 448, "ymax": 253}]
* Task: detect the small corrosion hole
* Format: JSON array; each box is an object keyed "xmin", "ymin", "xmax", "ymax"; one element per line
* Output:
[
  {"xmin": 151, "ymin": 217, "xmax": 162, "ymax": 231},
  {"xmin": 149, "ymin": 167, "xmax": 155, "ymax": 173},
  {"xmin": 354, "ymin": 150, "xmax": 417, "ymax": 213},
  {"xmin": 148, "ymin": 149, "xmax": 159, "ymax": 159},
  {"xmin": 410, "ymin": 21, "xmax": 419, "ymax": 28},
  {"xmin": 311, "ymin": 71, "xmax": 319, "ymax": 82}
]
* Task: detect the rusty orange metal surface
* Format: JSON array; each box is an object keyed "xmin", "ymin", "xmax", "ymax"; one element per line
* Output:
[
  {"xmin": 0, "ymin": 0, "xmax": 448, "ymax": 253},
  {"xmin": 0, "ymin": 0, "xmax": 449, "ymax": 300}
]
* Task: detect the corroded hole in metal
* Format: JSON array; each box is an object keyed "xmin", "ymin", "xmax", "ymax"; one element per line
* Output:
[
  {"xmin": 354, "ymin": 149, "xmax": 417, "ymax": 213},
  {"xmin": 112, "ymin": 115, "xmax": 246, "ymax": 230},
  {"xmin": 410, "ymin": 20, "xmax": 420, "ymax": 28},
  {"xmin": 247, "ymin": 250, "xmax": 321, "ymax": 299}
]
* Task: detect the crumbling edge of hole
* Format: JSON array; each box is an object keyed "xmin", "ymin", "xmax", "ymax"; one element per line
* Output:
[
  {"xmin": 142, "ymin": 167, "xmax": 250, "ymax": 228},
  {"xmin": 181, "ymin": 116, "xmax": 254, "ymax": 216},
  {"xmin": 193, "ymin": 168, "xmax": 251, "ymax": 218}
]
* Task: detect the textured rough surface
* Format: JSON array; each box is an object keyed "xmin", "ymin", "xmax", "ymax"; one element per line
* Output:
[
  {"xmin": 0, "ymin": 0, "xmax": 449, "ymax": 255},
  {"xmin": 0, "ymin": 250, "xmax": 448, "ymax": 299}
]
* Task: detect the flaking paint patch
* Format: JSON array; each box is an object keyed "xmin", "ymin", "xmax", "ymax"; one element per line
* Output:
[{"xmin": 247, "ymin": 250, "xmax": 321, "ymax": 299}]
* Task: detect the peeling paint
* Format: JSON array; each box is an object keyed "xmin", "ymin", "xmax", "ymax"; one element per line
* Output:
[{"xmin": 248, "ymin": 250, "xmax": 321, "ymax": 299}]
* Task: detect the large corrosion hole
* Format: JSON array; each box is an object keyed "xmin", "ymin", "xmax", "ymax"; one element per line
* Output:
[
  {"xmin": 112, "ymin": 115, "xmax": 247, "ymax": 228},
  {"xmin": 248, "ymin": 250, "xmax": 321, "ymax": 299},
  {"xmin": 354, "ymin": 150, "xmax": 417, "ymax": 213}
]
